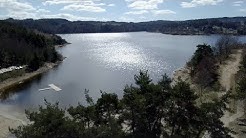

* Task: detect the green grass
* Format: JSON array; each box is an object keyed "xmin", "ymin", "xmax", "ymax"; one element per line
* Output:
[{"xmin": 0, "ymin": 68, "xmax": 26, "ymax": 82}]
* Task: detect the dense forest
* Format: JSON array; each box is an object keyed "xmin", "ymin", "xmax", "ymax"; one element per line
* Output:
[
  {"xmin": 0, "ymin": 21, "xmax": 67, "ymax": 71},
  {"xmin": 6, "ymin": 17, "xmax": 246, "ymax": 35}
]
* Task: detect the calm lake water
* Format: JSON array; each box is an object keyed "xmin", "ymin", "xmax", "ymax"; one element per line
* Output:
[{"xmin": 1, "ymin": 32, "xmax": 246, "ymax": 110}]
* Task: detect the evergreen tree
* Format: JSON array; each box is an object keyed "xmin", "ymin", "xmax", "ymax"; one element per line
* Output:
[
  {"xmin": 10, "ymin": 71, "xmax": 233, "ymax": 138},
  {"xmin": 10, "ymin": 100, "xmax": 81, "ymax": 138},
  {"xmin": 28, "ymin": 53, "xmax": 42, "ymax": 71}
]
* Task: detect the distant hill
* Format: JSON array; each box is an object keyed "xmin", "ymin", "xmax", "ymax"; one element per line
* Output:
[
  {"xmin": 0, "ymin": 21, "xmax": 67, "ymax": 70},
  {"xmin": 5, "ymin": 17, "xmax": 246, "ymax": 35}
]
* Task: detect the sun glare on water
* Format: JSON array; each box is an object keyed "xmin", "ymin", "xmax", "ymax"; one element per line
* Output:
[{"xmin": 80, "ymin": 33, "xmax": 171, "ymax": 75}]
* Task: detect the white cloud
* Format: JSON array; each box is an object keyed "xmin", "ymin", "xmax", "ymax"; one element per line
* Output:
[
  {"xmin": 125, "ymin": 9, "xmax": 176, "ymax": 16},
  {"xmin": 125, "ymin": 0, "xmax": 176, "ymax": 17},
  {"xmin": 0, "ymin": 0, "xmax": 100, "ymax": 20},
  {"xmin": 0, "ymin": 0, "xmax": 37, "ymax": 19},
  {"xmin": 37, "ymin": 9, "xmax": 50, "ymax": 13},
  {"xmin": 125, "ymin": 10, "xmax": 148, "ymax": 15},
  {"xmin": 239, "ymin": 8, "xmax": 246, "ymax": 12},
  {"xmin": 234, "ymin": 1, "xmax": 244, "ymax": 4},
  {"xmin": 42, "ymin": 0, "xmax": 84, "ymax": 5},
  {"xmin": 118, "ymin": 16, "xmax": 135, "ymax": 22},
  {"xmin": 7, "ymin": 11, "xmax": 37, "ymax": 19},
  {"xmin": 181, "ymin": 0, "xmax": 223, "ymax": 8},
  {"xmin": 40, "ymin": 13, "xmax": 97, "ymax": 21},
  {"xmin": 139, "ymin": 16, "xmax": 147, "ymax": 19},
  {"xmin": 151, "ymin": 9, "xmax": 176, "ymax": 15},
  {"xmin": 0, "ymin": 0, "xmax": 35, "ymax": 11},
  {"xmin": 126, "ymin": 0, "xmax": 164, "ymax": 10},
  {"xmin": 62, "ymin": 4, "xmax": 106, "ymax": 12},
  {"xmin": 108, "ymin": 4, "xmax": 115, "ymax": 7},
  {"xmin": 233, "ymin": 4, "xmax": 241, "ymax": 6},
  {"xmin": 233, "ymin": 1, "xmax": 243, "ymax": 6},
  {"xmin": 43, "ymin": 0, "xmax": 106, "ymax": 13}
]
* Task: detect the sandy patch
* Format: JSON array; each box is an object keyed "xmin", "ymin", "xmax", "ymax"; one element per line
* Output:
[
  {"xmin": 172, "ymin": 49, "xmax": 245, "ymax": 137},
  {"xmin": 0, "ymin": 104, "xmax": 27, "ymax": 138},
  {"xmin": 219, "ymin": 49, "xmax": 243, "ymax": 92},
  {"xmin": 219, "ymin": 50, "xmax": 244, "ymax": 126}
]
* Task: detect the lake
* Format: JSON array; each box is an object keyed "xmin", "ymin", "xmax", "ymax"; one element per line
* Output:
[{"xmin": 1, "ymin": 32, "xmax": 246, "ymax": 110}]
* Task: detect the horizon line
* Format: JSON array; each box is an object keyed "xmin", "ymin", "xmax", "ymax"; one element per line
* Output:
[{"xmin": 2, "ymin": 16, "xmax": 246, "ymax": 23}]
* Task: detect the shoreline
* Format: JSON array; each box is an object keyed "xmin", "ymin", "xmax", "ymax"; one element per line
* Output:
[
  {"xmin": 54, "ymin": 43, "xmax": 71, "ymax": 48},
  {"xmin": 0, "ymin": 62, "xmax": 60, "ymax": 93},
  {"xmin": 0, "ymin": 40, "xmax": 66, "ymax": 137},
  {"xmin": 0, "ymin": 62, "xmax": 61, "ymax": 138},
  {"xmin": 0, "ymin": 41, "xmax": 69, "ymax": 93}
]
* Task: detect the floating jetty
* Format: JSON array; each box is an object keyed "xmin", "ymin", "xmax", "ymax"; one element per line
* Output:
[
  {"xmin": 48, "ymin": 84, "xmax": 62, "ymax": 91},
  {"xmin": 38, "ymin": 88, "xmax": 51, "ymax": 91},
  {"xmin": 39, "ymin": 84, "xmax": 62, "ymax": 92}
]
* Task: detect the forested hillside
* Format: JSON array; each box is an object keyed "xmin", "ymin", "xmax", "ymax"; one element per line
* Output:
[
  {"xmin": 6, "ymin": 17, "xmax": 246, "ymax": 35},
  {"xmin": 0, "ymin": 21, "xmax": 67, "ymax": 70}
]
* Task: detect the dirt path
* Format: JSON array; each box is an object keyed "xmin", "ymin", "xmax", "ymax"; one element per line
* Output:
[
  {"xmin": 219, "ymin": 49, "xmax": 245, "ymax": 130},
  {"xmin": 219, "ymin": 49, "xmax": 242, "ymax": 92},
  {"xmin": 172, "ymin": 49, "xmax": 245, "ymax": 137}
]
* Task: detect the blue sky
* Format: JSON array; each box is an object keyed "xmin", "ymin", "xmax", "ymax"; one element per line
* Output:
[{"xmin": 0, "ymin": 0, "xmax": 245, "ymax": 22}]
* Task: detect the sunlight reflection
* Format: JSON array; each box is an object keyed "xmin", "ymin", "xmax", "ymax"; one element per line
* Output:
[
  {"xmin": 90, "ymin": 41, "xmax": 169, "ymax": 73},
  {"xmin": 79, "ymin": 32, "xmax": 173, "ymax": 77}
]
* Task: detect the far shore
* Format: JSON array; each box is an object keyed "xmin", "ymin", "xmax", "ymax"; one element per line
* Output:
[{"xmin": 0, "ymin": 62, "xmax": 60, "ymax": 93}]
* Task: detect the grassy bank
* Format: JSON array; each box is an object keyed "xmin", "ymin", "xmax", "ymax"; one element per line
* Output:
[{"xmin": 0, "ymin": 68, "xmax": 26, "ymax": 82}]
